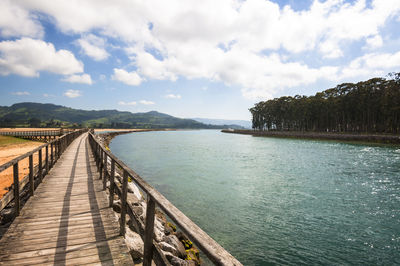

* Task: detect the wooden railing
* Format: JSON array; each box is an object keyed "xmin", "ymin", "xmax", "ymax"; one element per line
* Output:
[
  {"xmin": 0, "ymin": 129, "xmax": 87, "ymax": 216},
  {"xmin": 88, "ymin": 131, "xmax": 242, "ymax": 266},
  {"xmin": 0, "ymin": 129, "xmax": 75, "ymax": 136}
]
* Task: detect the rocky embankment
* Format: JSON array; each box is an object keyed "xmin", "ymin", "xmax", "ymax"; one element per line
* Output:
[
  {"xmin": 96, "ymin": 132, "xmax": 200, "ymax": 265},
  {"xmin": 222, "ymin": 129, "xmax": 400, "ymax": 144}
]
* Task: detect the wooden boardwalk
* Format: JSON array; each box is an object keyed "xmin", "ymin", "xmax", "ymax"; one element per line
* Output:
[{"xmin": 0, "ymin": 133, "xmax": 133, "ymax": 265}]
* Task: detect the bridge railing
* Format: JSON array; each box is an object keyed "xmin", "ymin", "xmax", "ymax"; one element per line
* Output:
[
  {"xmin": 88, "ymin": 131, "xmax": 242, "ymax": 266},
  {"xmin": 0, "ymin": 129, "xmax": 75, "ymax": 138},
  {"xmin": 0, "ymin": 129, "xmax": 87, "ymax": 216}
]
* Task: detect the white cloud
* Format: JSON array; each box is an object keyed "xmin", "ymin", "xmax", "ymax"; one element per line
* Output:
[
  {"xmin": 339, "ymin": 51, "xmax": 400, "ymax": 79},
  {"xmin": 165, "ymin": 94, "xmax": 181, "ymax": 99},
  {"xmin": 76, "ymin": 34, "xmax": 109, "ymax": 61},
  {"xmin": 140, "ymin": 100, "xmax": 155, "ymax": 105},
  {"xmin": 14, "ymin": 0, "xmax": 400, "ymax": 99},
  {"xmin": 364, "ymin": 35, "xmax": 383, "ymax": 50},
  {"xmin": 62, "ymin": 74, "xmax": 93, "ymax": 84},
  {"xmin": 112, "ymin": 68, "xmax": 142, "ymax": 86},
  {"xmin": 12, "ymin": 91, "xmax": 30, "ymax": 95},
  {"xmin": 0, "ymin": 0, "xmax": 43, "ymax": 38},
  {"xmin": 118, "ymin": 101, "xmax": 137, "ymax": 106},
  {"xmin": 0, "ymin": 38, "xmax": 83, "ymax": 77},
  {"xmin": 63, "ymin": 89, "xmax": 82, "ymax": 98}
]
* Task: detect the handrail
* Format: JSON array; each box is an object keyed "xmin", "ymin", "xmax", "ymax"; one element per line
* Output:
[
  {"xmin": 0, "ymin": 129, "xmax": 75, "ymax": 137},
  {"xmin": 0, "ymin": 129, "xmax": 87, "ymax": 215},
  {"xmin": 88, "ymin": 131, "xmax": 242, "ymax": 266}
]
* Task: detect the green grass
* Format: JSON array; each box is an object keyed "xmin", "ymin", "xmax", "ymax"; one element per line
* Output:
[{"xmin": 0, "ymin": 135, "xmax": 30, "ymax": 147}]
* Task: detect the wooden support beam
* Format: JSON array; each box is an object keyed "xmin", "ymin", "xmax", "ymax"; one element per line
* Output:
[
  {"xmin": 39, "ymin": 149, "xmax": 43, "ymax": 182},
  {"xmin": 143, "ymin": 196, "xmax": 156, "ymax": 266},
  {"xmin": 13, "ymin": 163, "xmax": 20, "ymax": 216},
  {"xmin": 29, "ymin": 155, "xmax": 34, "ymax": 196},
  {"xmin": 120, "ymin": 170, "xmax": 128, "ymax": 236},
  {"xmin": 45, "ymin": 146, "xmax": 49, "ymax": 174},
  {"xmin": 103, "ymin": 153, "xmax": 107, "ymax": 190},
  {"xmin": 109, "ymin": 160, "xmax": 115, "ymax": 207}
]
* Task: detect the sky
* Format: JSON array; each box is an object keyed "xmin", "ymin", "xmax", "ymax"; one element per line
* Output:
[{"xmin": 0, "ymin": 0, "xmax": 400, "ymax": 121}]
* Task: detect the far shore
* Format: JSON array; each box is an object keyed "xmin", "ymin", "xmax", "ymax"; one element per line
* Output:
[
  {"xmin": 95, "ymin": 128, "xmax": 175, "ymax": 147},
  {"xmin": 222, "ymin": 129, "xmax": 400, "ymax": 144}
]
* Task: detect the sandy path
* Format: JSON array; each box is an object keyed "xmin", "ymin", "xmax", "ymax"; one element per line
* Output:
[{"xmin": 0, "ymin": 141, "xmax": 44, "ymax": 198}]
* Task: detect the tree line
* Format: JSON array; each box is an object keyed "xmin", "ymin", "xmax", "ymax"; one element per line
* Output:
[{"xmin": 250, "ymin": 72, "xmax": 400, "ymax": 134}]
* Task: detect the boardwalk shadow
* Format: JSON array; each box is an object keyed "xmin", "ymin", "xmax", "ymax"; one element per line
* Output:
[
  {"xmin": 53, "ymin": 136, "xmax": 114, "ymax": 265},
  {"xmin": 84, "ymin": 137, "xmax": 114, "ymax": 265},
  {"xmin": 53, "ymin": 138, "xmax": 83, "ymax": 264}
]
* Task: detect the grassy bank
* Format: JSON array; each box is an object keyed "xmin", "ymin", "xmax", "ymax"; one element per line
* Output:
[
  {"xmin": 0, "ymin": 135, "xmax": 30, "ymax": 146},
  {"xmin": 222, "ymin": 129, "xmax": 400, "ymax": 144}
]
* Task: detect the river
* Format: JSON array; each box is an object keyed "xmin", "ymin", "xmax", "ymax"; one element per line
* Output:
[{"xmin": 110, "ymin": 130, "xmax": 400, "ymax": 265}]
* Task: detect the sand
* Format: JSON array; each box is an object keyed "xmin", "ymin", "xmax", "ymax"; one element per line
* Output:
[{"xmin": 0, "ymin": 141, "xmax": 44, "ymax": 198}]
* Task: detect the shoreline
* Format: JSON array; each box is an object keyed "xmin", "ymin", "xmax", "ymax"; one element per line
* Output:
[
  {"xmin": 95, "ymin": 128, "xmax": 174, "ymax": 147},
  {"xmin": 221, "ymin": 129, "xmax": 400, "ymax": 144}
]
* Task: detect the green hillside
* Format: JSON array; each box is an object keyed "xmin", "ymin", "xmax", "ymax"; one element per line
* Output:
[{"xmin": 0, "ymin": 102, "xmax": 224, "ymax": 129}]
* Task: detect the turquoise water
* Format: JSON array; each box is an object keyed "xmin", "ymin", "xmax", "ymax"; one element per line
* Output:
[{"xmin": 110, "ymin": 130, "xmax": 400, "ymax": 265}]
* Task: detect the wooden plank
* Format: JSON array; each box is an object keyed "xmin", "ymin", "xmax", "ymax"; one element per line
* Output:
[
  {"xmin": 0, "ymin": 243, "xmax": 129, "ymax": 266},
  {"xmin": 0, "ymin": 238, "xmax": 128, "ymax": 261}
]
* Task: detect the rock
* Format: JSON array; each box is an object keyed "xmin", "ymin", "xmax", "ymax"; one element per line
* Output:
[
  {"xmin": 164, "ymin": 223, "xmax": 174, "ymax": 236},
  {"xmin": 168, "ymin": 255, "xmax": 196, "ymax": 266},
  {"xmin": 0, "ymin": 208, "xmax": 14, "ymax": 224},
  {"xmin": 164, "ymin": 235, "xmax": 186, "ymax": 259},
  {"xmin": 175, "ymin": 232, "xmax": 193, "ymax": 250},
  {"xmin": 127, "ymin": 193, "xmax": 139, "ymax": 205},
  {"xmin": 124, "ymin": 226, "xmax": 144, "ymax": 260},
  {"xmin": 185, "ymin": 248, "xmax": 200, "ymax": 265},
  {"xmin": 112, "ymin": 200, "xmax": 121, "ymax": 213},
  {"xmin": 159, "ymin": 242, "xmax": 179, "ymax": 257},
  {"xmin": 131, "ymin": 205, "xmax": 143, "ymax": 217},
  {"xmin": 128, "ymin": 182, "xmax": 143, "ymax": 200},
  {"xmin": 153, "ymin": 217, "xmax": 169, "ymax": 242}
]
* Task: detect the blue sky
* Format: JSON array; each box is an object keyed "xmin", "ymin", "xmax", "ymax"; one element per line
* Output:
[{"xmin": 1, "ymin": 0, "xmax": 400, "ymax": 120}]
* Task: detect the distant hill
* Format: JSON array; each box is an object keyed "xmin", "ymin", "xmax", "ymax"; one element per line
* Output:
[
  {"xmin": 0, "ymin": 102, "xmax": 225, "ymax": 129},
  {"xmin": 191, "ymin": 118, "xmax": 251, "ymax": 129}
]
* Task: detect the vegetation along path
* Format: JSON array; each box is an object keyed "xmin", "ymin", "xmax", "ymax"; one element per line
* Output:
[{"xmin": 0, "ymin": 133, "xmax": 132, "ymax": 265}]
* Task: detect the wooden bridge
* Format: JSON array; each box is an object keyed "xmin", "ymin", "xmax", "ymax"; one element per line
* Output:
[
  {"xmin": 0, "ymin": 129, "xmax": 75, "ymax": 141},
  {"xmin": 0, "ymin": 130, "xmax": 242, "ymax": 265}
]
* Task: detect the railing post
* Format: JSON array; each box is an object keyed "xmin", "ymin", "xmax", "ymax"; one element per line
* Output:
[
  {"xmin": 39, "ymin": 149, "xmax": 43, "ymax": 181},
  {"xmin": 143, "ymin": 196, "xmax": 156, "ymax": 266},
  {"xmin": 45, "ymin": 145, "xmax": 49, "ymax": 174},
  {"xmin": 13, "ymin": 163, "xmax": 20, "ymax": 216},
  {"xmin": 50, "ymin": 143, "xmax": 54, "ymax": 166},
  {"xmin": 120, "ymin": 170, "xmax": 128, "ymax": 236},
  {"xmin": 57, "ymin": 140, "xmax": 60, "ymax": 158},
  {"xmin": 97, "ymin": 144, "xmax": 100, "ymax": 168},
  {"xmin": 29, "ymin": 154, "xmax": 34, "ymax": 196},
  {"xmin": 109, "ymin": 160, "xmax": 115, "ymax": 207},
  {"xmin": 99, "ymin": 150, "xmax": 103, "ymax": 180},
  {"xmin": 103, "ymin": 153, "xmax": 107, "ymax": 190}
]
